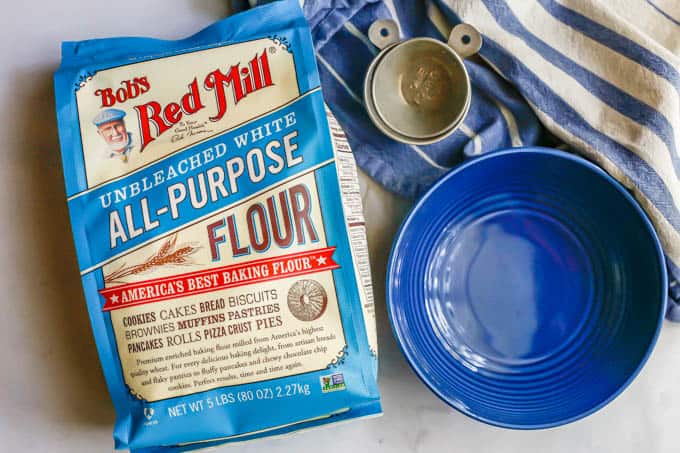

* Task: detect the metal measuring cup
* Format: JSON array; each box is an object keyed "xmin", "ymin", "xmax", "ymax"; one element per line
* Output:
[{"xmin": 364, "ymin": 20, "xmax": 482, "ymax": 145}]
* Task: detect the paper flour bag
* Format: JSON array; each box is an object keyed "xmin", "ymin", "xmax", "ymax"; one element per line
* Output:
[{"xmin": 53, "ymin": 1, "xmax": 381, "ymax": 450}]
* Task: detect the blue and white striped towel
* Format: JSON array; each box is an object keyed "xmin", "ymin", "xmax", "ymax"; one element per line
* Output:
[{"xmin": 233, "ymin": 0, "xmax": 680, "ymax": 321}]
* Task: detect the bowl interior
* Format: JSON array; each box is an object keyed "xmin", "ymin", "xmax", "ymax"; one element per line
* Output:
[{"xmin": 388, "ymin": 148, "xmax": 666, "ymax": 428}]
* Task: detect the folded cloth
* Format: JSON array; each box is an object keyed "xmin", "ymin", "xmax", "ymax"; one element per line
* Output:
[{"xmin": 233, "ymin": 0, "xmax": 680, "ymax": 321}]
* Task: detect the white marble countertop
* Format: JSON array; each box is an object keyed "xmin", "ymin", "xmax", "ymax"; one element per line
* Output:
[{"xmin": 1, "ymin": 1, "xmax": 679, "ymax": 451}]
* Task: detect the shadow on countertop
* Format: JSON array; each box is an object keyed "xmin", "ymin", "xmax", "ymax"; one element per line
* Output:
[
  {"xmin": 12, "ymin": 66, "xmax": 113, "ymax": 428},
  {"xmin": 190, "ymin": 0, "xmax": 232, "ymax": 17}
]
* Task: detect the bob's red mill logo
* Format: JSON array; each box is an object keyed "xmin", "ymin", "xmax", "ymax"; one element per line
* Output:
[{"xmin": 93, "ymin": 50, "xmax": 274, "ymax": 151}]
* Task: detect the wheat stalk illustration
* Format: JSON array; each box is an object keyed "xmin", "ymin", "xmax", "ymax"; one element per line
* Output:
[{"xmin": 104, "ymin": 233, "xmax": 200, "ymax": 285}]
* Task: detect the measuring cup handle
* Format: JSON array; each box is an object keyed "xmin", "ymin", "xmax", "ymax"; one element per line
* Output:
[
  {"xmin": 448, "ymin": 24, "xmax": 483, "ymax": 58},
  {"xmin": 368, "ymin": 19, "xmax": 401, "ymax": 50}
]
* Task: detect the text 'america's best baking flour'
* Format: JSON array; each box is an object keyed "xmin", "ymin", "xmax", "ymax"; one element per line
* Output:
[{"xmin": 53, "ymin": 1, "xmax": 381, "ymax": 451}]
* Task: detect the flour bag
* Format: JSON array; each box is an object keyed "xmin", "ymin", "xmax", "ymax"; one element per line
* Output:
[{"xmin": 53, "ymin": 1, "xmax": 381, "ymax": 450}]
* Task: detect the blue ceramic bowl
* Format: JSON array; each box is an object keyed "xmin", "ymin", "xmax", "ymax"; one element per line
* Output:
[{"xmin": 387, "ymin": 148, "xmax": 667, "ymax": 429}]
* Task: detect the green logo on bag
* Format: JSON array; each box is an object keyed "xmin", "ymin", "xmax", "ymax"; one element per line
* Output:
[{"xmin": 320, "ymin": 373, "xmax": 346, "ymax": 393}]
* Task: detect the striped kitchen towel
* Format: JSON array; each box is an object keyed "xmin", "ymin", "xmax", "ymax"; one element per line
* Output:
[{"xmin": 233, "ymin": 0, "xmax": 680, "ymax": 321}]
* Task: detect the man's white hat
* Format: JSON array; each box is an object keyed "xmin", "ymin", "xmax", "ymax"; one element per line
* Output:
[{"xmin": 93, "ymin": 108, "xmax": 126, "ymax": 127}]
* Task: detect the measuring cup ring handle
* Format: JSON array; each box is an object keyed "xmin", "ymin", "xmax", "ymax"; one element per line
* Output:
[
  {"xmin": 368, "ymin": 19, "xmax": 401, "ymax": 50},
  {"xmin": 448, "ymin": 23, "xmax": 483, "ymax": 59}
]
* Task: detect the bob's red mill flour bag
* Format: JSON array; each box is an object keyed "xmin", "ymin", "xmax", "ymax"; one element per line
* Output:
[{"xmin": 53, "ymin": 1, "xmax": 381, "ymax": 450}]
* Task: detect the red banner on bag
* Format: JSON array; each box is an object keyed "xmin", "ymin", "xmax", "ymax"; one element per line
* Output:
[{"xmin": 100, "ymin": 247, "xmax": 339, "ymax": 312}]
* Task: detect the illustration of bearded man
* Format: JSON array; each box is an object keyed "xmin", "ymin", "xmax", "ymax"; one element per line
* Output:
[{"xmin": 92, "ymin": 108, "xmax": 134, "ymax": 162}]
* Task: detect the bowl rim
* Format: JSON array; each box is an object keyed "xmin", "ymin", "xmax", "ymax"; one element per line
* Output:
[{"xmin": 386, "ymin": 146, "xmax": 668, "ymax": 430}]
